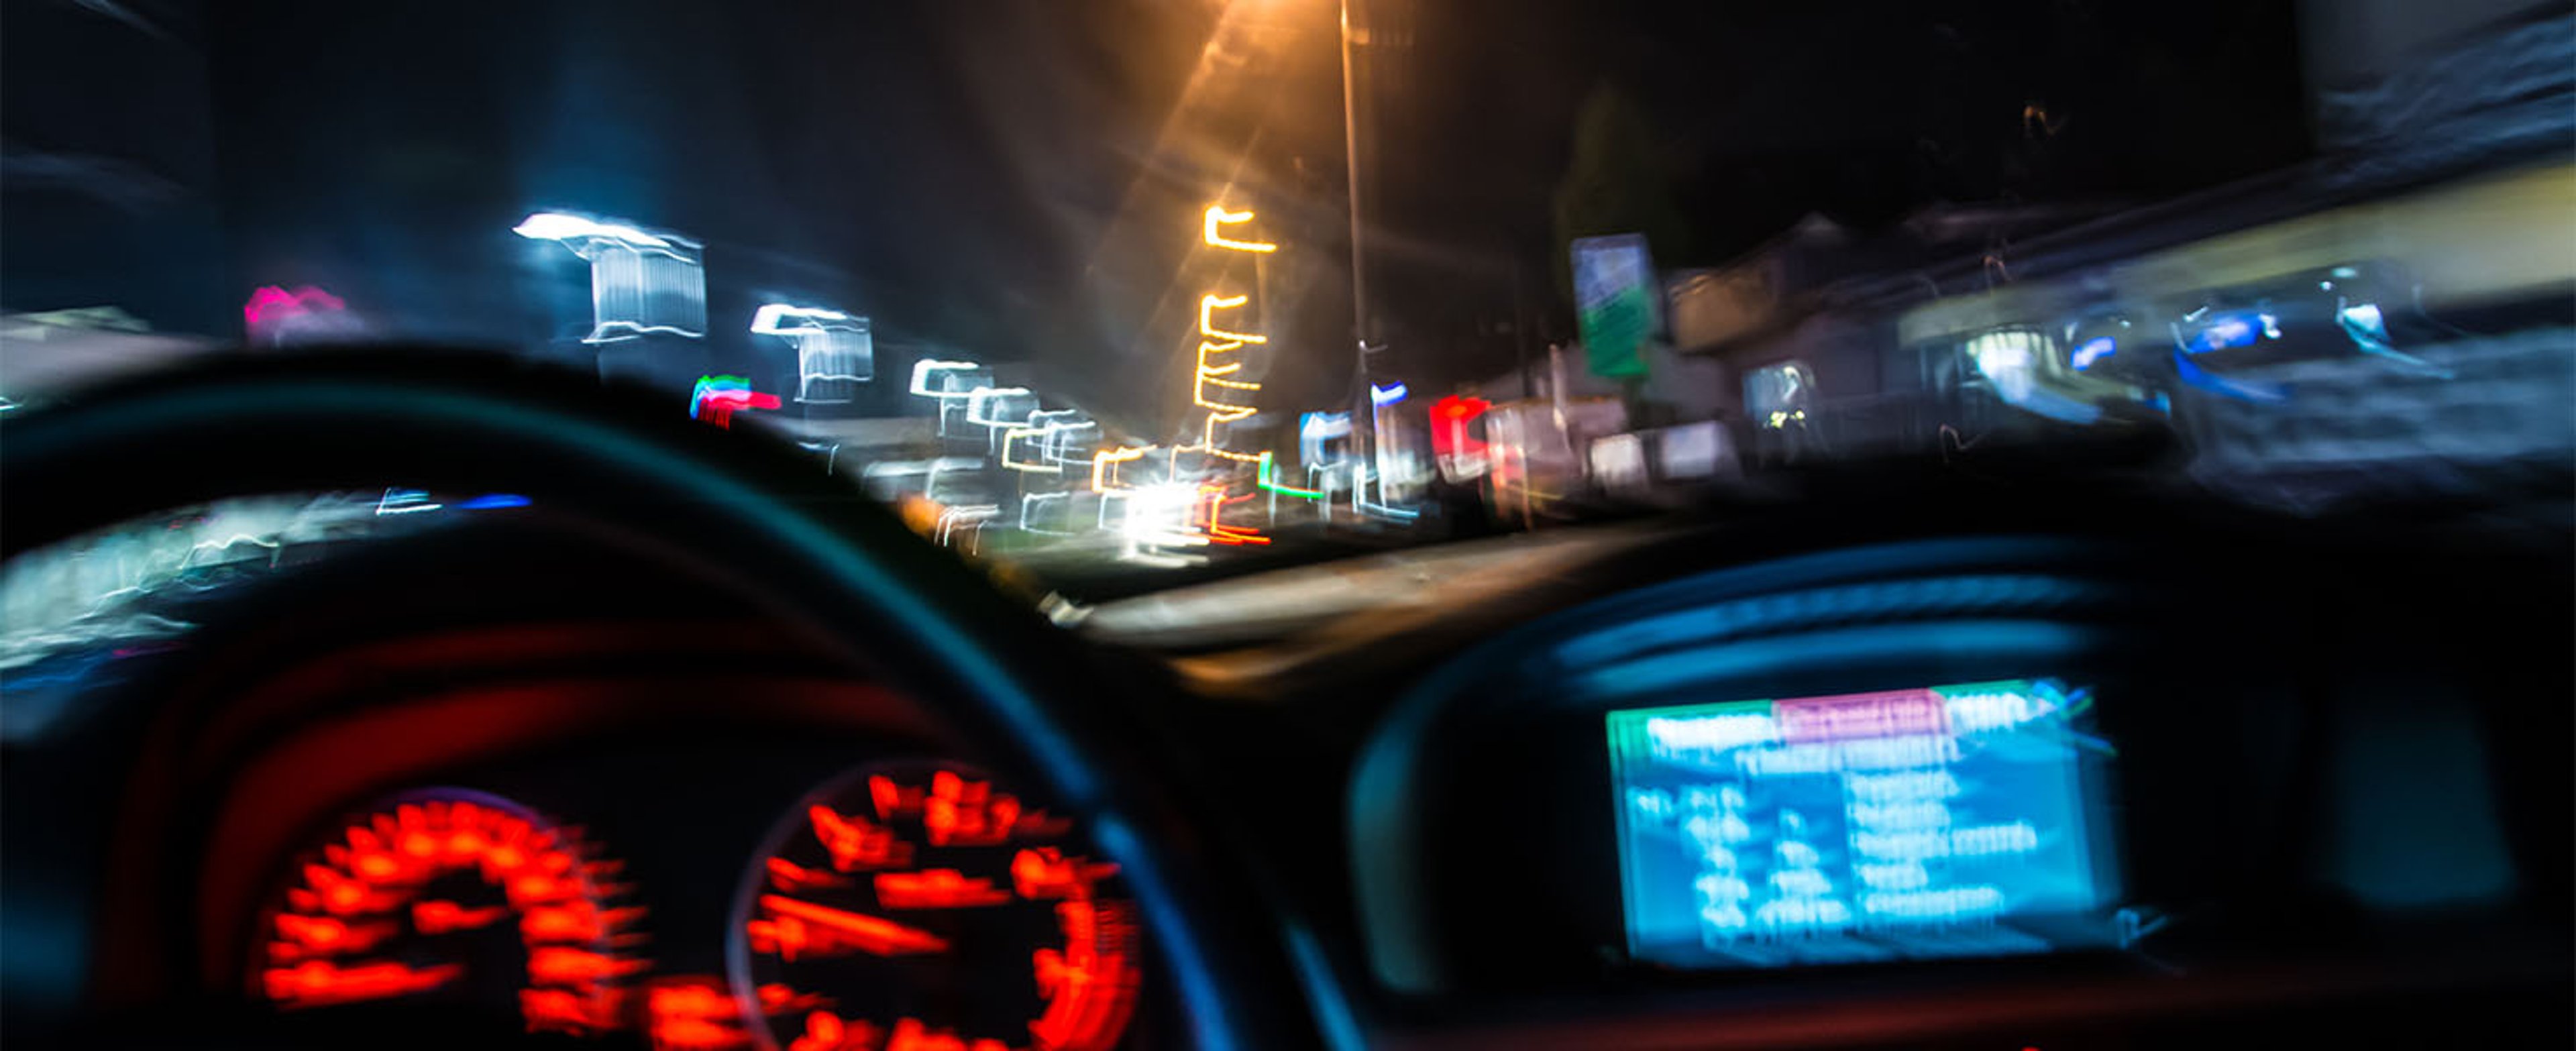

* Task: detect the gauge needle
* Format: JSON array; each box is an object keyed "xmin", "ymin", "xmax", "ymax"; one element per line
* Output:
[{"xmin": 759, "ymin": 895, "xmax": 950, "ymax": 956}]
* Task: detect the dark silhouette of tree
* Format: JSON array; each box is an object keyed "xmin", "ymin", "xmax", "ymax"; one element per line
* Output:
[{"xmin": 1550, "ymin": 82, "xmax": 1693, "ymax": 303}]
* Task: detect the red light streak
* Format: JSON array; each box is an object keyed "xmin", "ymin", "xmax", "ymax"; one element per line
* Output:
[
  {"xmin": 412, "ymin": 899, "xmax": 510, "ymax": 935},
  {"xmin": 1010, "ymin": 848, "xmax": 1121, "ymax": 901},
  {"xmin": 263, "ymin": 960, "xmax": 462, "ymax": 1009},
  {"xmin": 888, "ymin": 1017, "xmax": 1011, "ymax": 1051},
  {"xmin": 522, "ymin": 900, "xmax": 649, "ymax": 944},
  {"xmin": 810, "ymin": 806, "xmax": 916, "ymax": 871},
  {"xmin": 270, "ymin": 914, "xmax": 395, "ymax": 958},
  {"xmin": 751, "ymin": 896, "xmax": 951, "ymax": 960},
  {"xmin": 645, "ymin": 977, "xmax": 754, "ymax": 1051},
  {"xmin": 789, "ymin": 1010, "xmax": 881, "ymax": 1051},
  {"xmin": 1194, "ymin": 483, "xmax": 1271, "ymax": 546},
  {"xmin": 874, "ymin": 870, "xmax": 1011, "ymax": 909},
  {"xmin": 757, "ymin": 983, "xmax": 829, "ymax": 1016},
  {"xmin": 1026, "ymin": 901, "xmax": 1142, "ymax": 1051},
  {"xmin": 529, "ymin": 946, "xmax": 653, "ymax": 986},
  {"xmin": 521, "ymin": 987, "xmax": 627, "ymax": 1035},
  {"xmin": 868, "ymin": 775, "xmax": 922, "ymax": 820},
  {"xmin": 921, "ymin": 771, "xmax": 1020, "ymax": 848},
  {"xmin": 767, "ymin": 856, "xmax": 856, "ymax": 893}
]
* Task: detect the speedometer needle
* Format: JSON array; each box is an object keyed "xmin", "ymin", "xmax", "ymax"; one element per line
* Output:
[{"xmin": 758, "ymin": 895, "xmax": 950, "ymax": 956}]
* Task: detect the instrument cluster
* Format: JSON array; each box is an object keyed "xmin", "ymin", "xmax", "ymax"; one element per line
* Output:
[{"xmin": 248, "ymin": 759, "xmax": 1143, "ymax": 1051}]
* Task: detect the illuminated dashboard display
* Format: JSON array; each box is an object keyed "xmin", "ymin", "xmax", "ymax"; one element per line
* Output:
[{"xmin": 1608, "ymin": 679, "xmax": 2118, "ymax": 969}]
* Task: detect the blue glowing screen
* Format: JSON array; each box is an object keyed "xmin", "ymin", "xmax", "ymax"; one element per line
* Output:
[{"xmin": 1608, "ymin": 679, "xmax": 2119, "ymax": 969}]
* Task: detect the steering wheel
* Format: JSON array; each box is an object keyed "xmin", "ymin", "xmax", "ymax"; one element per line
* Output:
[{"xmin": 1, "ymin": 349, "xmax": 1310, "ymax": 1049}]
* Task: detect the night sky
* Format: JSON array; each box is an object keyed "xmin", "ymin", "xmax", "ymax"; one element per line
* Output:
[{"xmin": 3, "ymin": 0, "xmax": 2310, "ymax": 433}]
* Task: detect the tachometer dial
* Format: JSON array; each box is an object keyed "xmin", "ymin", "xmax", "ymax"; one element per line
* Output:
[
  {"xmin": 254, "ymin": 788, "xmax": 649, "ymax": 1036},
  {"xmin": 729, "ymin": 761, "xmax": 1142, "ymax": 1051}
]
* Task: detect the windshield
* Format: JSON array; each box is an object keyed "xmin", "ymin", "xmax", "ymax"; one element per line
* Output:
[{"xmin": 5, "ymin": 0, "xmax": 2571, "ymax": 589}]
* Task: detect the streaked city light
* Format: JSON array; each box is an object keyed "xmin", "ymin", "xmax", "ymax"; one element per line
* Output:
[
  {"xmin": 1256, "ymin": 451, "xmax": 1323, "ymax": 500},
  {"xmin": 511, "ymin": 212, "xmax": 678, "ymax": 249},
  {"xmin": 688, "ymin": 374, "xmax": 780, "ymax": 429},
  {"xmin": 751, "ymin": 303, "xmax": 873, "ymax": 402},
  {"xmin": 1197, "ymin": 294, "xmax": 1268, "ymax": 345},
  {"xmin": 1089, "ymin": 446, "xmax": 1151, "ymax": 494},
  {"xmin": 907, "ymin": 360, "xmax": 988, "ymax": 398},
  {"xmin": 514, "ymin": 211, "xmax": 706, "ymax": 343},
  {"xmin": 1201, "ymin": 205, "xmax": 1279, "ymax": 254}
]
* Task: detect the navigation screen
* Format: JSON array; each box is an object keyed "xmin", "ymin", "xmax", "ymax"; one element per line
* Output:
[{"xmin": 1608, "ymin": 679, "xmax": 2118, "ymax": 969}]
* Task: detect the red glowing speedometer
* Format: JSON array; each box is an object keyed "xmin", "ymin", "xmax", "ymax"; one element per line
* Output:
[
  {"xmin": 254, "ymin": 789, "xmax": 649, "ymax": 1035},
  {"xmin": 729, "ymin": 761, "xmax": 1143, "ymax": 1051}
]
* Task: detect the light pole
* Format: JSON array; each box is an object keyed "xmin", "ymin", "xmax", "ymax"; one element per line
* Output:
[
  {"xmin": 1336, "ymin": 0, "xmax": 1384, "ymax": 504},
  {"xmin": 1338, "ymin": 0, "xmax": 1368, "ymax": 363}
]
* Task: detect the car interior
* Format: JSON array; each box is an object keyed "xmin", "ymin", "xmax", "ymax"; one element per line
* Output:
[{"xmin": 2, "ymin": 352, "xmax": 2567, "ymax": 1050}]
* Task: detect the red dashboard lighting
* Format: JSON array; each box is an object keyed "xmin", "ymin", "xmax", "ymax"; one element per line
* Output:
[
  {"xmin": 522, "ymin": 900, "xmax": 648, "ymax": 943},
  {"xmin": 810, "ymin": 805, "xmax": 918, "ymax": 871},
  {"xmin": 269, "ymin": 914, "xmax": 396, "ymax": 959},
  {"xmin": 875, "ymin": 869, "xmax": 1011, "ymax": 909},
  {"xmin": 743, "ymin": 764, "xmax": 1141, "ymax": 1051},
  {"xmin": 888, "ymin": 1017, "xmax": 1011, "ymax": 1051},
  {"xmin": 769, "ymin": 857, "xmax": 856, "ymax": 892},
  {"xmin": 788, "ymin": 1010, "xmax": 880, "ymax": 1051},
  {"xmin": 529, "ymin": 946, "xmax": 653, "ymax": 986},
  {"xmin": 1026, "ymin": 901, "xmax": 1141, "ymax": 1051},
  {"xmin": 921, "ymin": 771, "xmax": 1021, "ymax": 848},
  {"xmin": 1010, "ymin": 848, "xmax": 1120, "ymax": 901},
  {"xmin": 262, "ymin": 960, "xmax": 462, "ymax": 1007},
  {"xmin": 520, "ymin": 987, "xmax": 625, "ymax": 1035},
  {"xmin": 752, "ymin": 895, "xmax": 951, "ymax": 960},
  {"xmin": 757, "ymin": 983, "xmax": 828, "ymax": 1015},
  {"xmin": 869, "ymin": 775, "xmax": 923, "ymax": 820},
  {"xmin": 644, "ymin": 977, "xmax": 755, "ymax": 1051},
  {"xmin": 258, "ymin": 791, "xmax": 647, "ymax": 1032},
  {"xmin": 412, "ymin": 899, "xmax": 510, "ymax": 935}
]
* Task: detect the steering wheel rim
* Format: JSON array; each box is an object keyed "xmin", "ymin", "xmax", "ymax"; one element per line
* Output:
[{"xmin": 1, "ymin": 348, "xmax": 1302, "ymax": 1050}]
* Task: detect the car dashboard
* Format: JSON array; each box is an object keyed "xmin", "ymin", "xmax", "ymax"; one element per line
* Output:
[{"xmin": 3, "ymin": 476, "xmax": 2570, "ymax": 1051}]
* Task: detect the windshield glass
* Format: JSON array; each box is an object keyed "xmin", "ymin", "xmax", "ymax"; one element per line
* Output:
[{"xmin": 6, "ymin": 1, "xmax": 2571, "ymax": 590}]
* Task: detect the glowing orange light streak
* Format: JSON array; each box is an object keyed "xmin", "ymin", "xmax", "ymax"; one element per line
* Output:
[
  {"xmin": 1089, "ymin": 446, "xmax": 1151, "ymax": 494},
  {"xmin": 1202, "ymin": 205, "xmax": 1278, "ymax": 253},
  {"xmin": 1197, "ymin": 294, "xmax": 1267, "ymax": 344}
]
